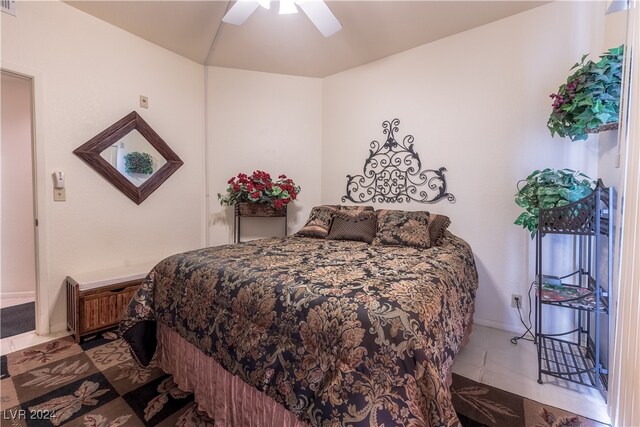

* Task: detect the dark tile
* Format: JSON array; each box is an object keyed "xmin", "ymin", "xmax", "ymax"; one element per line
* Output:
[
  {"xmin": 122, "ymin": 374, "xmax": 193, "ymax": 426},
  {"xmin": 1, "ymin": 355, "xmax": 9, "ymax": 380},
  {"xmin": 79, "ymin": 328, "xmax": 119, "ymax": 352},
  {"xmin": 522, "ymin": 398, "xmax": 608, "ymax": 427},
  {"xmin": 458, "ymin": 412, "xmax": 490, "ymax": 427},
  {"xmin": 450, "ymin": 374, "xmax": 525, "ymax": 427},
  {"xmin": 101, "ymin": 359, "xmax": 164, "ymax": 396}
]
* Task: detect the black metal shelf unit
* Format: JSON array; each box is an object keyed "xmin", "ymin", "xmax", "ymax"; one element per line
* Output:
[
  {"xmin": 535, "ymin": 180, "xmax": 612, "ymax": 396},
  {"xmin": 234, "ymin": 204, "xmax": 288, "ymax": 243}
]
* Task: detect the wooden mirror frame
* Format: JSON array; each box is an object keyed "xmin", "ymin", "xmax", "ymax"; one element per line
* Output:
[{"xmin": 74, "ymin": 111, "xmax": 183, "ymax": 205}]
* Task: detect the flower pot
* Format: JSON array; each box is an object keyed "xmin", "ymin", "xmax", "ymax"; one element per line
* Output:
[
  {"xmin": 588, "ymin": 122, "xmax": 619, "ymax": 134},
  {"xmin": 237, "ymin": 203, "xmax": 286, "ymax": 217}
]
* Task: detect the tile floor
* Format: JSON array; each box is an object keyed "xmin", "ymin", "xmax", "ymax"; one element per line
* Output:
[
  {"xmin": 0, "ymin": 297, "xmax": 69, "ymax": 357},
  {"xmin": 452, "ymin": 324, "xmax": 610, "ymax": 424},
  {"xmin": 0, "ymin": 309, "xmax": 610, "ymax": 425},
  {"xmin": 0, "ymin": 329, "xmax": 70, "ymax": 355}
]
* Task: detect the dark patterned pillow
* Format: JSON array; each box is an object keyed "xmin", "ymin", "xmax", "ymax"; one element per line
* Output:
[
  {"xmin": 339, "ymin": 205, "xmax": 375, "ymax": 216},
  {"xmin": 372, "ymin": 209, "xmax": 431, "ymax": 249},
  {"xmin": 327, "ymin": 211, "xmax": 377, "ymax": 243},
  {"xmin": 427, "ymin": 213, "xmax": 451, "ymax": 246},
  {"xmin": 295, "ymin": 205, "xmax": 339, "ymax": 238}
]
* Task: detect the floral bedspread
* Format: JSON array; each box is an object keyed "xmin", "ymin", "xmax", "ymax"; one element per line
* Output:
[{"xmin": 120, "ymin": 233, "xmax": 478, "ymax": 427}]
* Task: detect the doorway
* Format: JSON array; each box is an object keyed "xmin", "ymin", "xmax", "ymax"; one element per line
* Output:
[{"xmin": 0, "ymin": 70, "xmax": 37, "ymax": 341}]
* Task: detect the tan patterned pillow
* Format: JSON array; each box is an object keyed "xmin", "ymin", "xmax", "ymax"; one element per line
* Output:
[
  {"xmin": 427, "ymin": 213, "xmax": 451, "ymax": 246},
  {"xmin": 372, "ymin": 209, "xmax": 431, "ymax": 249},
  {"xmin": 339, "ymin": 205, "xmax": 375, "ymax": 216},
  {"xmin": 295, "ymin": 205, "xmax": 339, "ymax": 238},
  {"xmin": 327, "ymin": 211, "xmax": 377, "ymax": 243}
]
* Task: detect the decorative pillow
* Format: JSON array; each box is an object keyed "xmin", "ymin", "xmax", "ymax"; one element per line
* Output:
[
  {"xmin": 327, "ymin": 211, "xmax": 377, "ymax": 243},
  {"xmin": 339, "ymin": 205, "xmax": 375, "ymax": 216},
  {"xmin": 295, "ymin": 205, "xmax": 339, "ymax": 238},
  {"xmin": 372, "ymin": 209, "xmax": 431, "ymax": 249},
  {"xmin": 427, "ymin": 213, "xmax": 451, "ymax": 246}
]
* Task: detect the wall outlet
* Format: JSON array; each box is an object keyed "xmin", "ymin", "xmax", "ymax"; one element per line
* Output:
[{"xmin": 511, "ymin": 294, "xmax": 522, "ymax": 308}]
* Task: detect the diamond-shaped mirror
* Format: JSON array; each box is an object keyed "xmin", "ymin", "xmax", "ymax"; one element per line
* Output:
[{"xmin": 74, "ymin": 111, "xmax": 183, "ymax": 204}]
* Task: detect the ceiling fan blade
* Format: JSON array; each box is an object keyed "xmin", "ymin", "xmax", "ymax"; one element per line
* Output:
[
  {"xmin": 297, "ymin": 0, "xmax": 342, "ymax": 37},
  {"xmin": 222, "ymin": 0, "xmax": 260, "ymax": 25},
  {"xmin": 605, "ymin": 0, "xmax": 627, "ymax": 14}
]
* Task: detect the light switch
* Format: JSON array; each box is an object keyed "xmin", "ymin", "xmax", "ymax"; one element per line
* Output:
[
  {"xmin": 139, "ymin": 95, "xmax": 149, "ymax": 109},
  {"xmin": 54, "ymin": 188, "xmax": 66, "ymax": 201}
]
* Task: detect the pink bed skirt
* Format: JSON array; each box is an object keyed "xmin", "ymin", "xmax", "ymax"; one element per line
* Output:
[
  {"xmin": 157, "ymin": 315, "xmax": 474, "ymax": 426},
  {"xmin": 157, "ymin": 323, "xmax": 310, "ymax": 427}
]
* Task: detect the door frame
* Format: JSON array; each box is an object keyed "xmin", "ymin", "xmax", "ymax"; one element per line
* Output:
[{"xmin": 1, "ymin": 63, "xmax": 50, "ymax": 335}]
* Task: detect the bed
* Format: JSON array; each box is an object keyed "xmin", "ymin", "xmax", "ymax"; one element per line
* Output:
[{"xmin": 120, "ymin": 230, "xmax": 478, "ymax": 426}]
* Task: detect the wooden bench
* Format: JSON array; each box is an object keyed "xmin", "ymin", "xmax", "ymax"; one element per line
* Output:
[{"xmin": 66, "ymin": 265, "xmax": 151, "ymax": 343}]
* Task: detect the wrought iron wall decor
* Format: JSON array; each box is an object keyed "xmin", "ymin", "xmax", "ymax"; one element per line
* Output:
[{"xmin": 342, "ymin": 119, "xmax": 454, "ymax": 204}]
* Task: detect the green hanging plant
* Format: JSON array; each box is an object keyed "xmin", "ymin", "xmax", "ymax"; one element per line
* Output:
[
  {"xmin": 514, "ymin": 168, "xmax": 595, "ymax": 238},
  {"xmin": 547, "ymin": 45, "xmax": 623, "ymax": 141},
  {"xmin": 124, "ymin": 151, "xmax": 154, "ymax": 175}
]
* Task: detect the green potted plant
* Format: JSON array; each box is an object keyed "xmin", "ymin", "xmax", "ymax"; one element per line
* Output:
[
  {"xmin": 547, "ymin": 45, "xmax": 623, "ymax": 141},
  {"xmin": 124, "ymin": 151, "xmax": 154, "ymax": 175},
  {"xmin": 514, "ymin": 168, "xmax": 595, "ymax": 237}
]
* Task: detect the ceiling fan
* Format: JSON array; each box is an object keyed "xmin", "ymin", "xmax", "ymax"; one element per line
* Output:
[{"xmin": 222, "ymin": 0, "xmax": 342, "ymax": 37}]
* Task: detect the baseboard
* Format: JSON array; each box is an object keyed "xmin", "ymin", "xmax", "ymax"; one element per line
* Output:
[
  {"xmin": 0, "ymin": 291, "xmax": 36, "ymax": 300},
  {"xmin": 473, "ymin": 317, "xmax": 528, "ymax": 335},
  {"xmin": 49, "ymin": 322, "xmax": 69, "ymax": 335}
]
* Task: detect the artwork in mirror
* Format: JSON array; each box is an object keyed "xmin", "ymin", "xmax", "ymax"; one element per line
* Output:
[
  {"xmin": 74, "ymin": 111, "xmax": 183, "ymax": 204},
  {"xmin": 99, "ymin": 130, "xmax": 167, "ymax": 187}
]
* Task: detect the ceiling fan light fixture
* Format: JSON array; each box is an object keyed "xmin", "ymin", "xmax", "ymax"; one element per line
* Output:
[
  {"xmin": 222, "ymin": 0, "xmax": 341, "ymax": 37},
  {"xmin": 279, "ymin": 0, "xmax": 298, "ymax": 15},
  {"xmin": 256, "ymin": 0, "xmax": 271, "ymax": 9}
]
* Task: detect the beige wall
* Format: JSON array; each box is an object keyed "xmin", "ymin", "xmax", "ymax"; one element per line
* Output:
[
  {"xmin": 206, "ymin": 67, "xmax": 322, "ymax": 245},
  {"xmin": 321, "ymin": 1, "xmax": 605, "ymax": 332},
  {"xmin": 0, "ymin": 0, "xmax": 614, "ymax": 336},
  {"xmin": 1, "ymin": 72, "xmax": 36, "ymax": 298},
  {"xmin": 599, "ymin": 9, "xmax": 627, "ymax": 189},
  {"xmin": 1, "ymin": 1, "xmax": 206, "ymax": 331}
]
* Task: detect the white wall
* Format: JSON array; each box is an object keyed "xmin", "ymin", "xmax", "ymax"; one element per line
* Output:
[
  {"xmin": 1, "ymin": 1, "xmax": 206, "ymax": 331},
  {"xmin": 206, "ymin": 67, "xmax": 322, "ymax": 245},
  {"xmin": 1, "ymin": 72, "xmax": 36, "ymax": 298},
  {"xmin": 322, "ymin": 1, "xmax": 605, "ymax": 332},
  {"xmin": 596, "ymin": 5, "xmax": 628, "ymax": 374}
]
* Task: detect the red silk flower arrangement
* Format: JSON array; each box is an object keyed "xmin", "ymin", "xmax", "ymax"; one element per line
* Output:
[{"xmin": 218, "ymin": 170, "xmax": 300, "ymax": 210}]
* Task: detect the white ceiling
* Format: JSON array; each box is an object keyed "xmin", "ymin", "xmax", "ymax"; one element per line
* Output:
[{"xmin": 65, "ymin": 1, "xmax": 547, "ymax": 78}]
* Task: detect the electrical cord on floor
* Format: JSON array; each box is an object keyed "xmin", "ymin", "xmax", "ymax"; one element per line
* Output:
[{"xmin": 510, "ymin": 281, "xmax": 536, "ymax": 345}]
